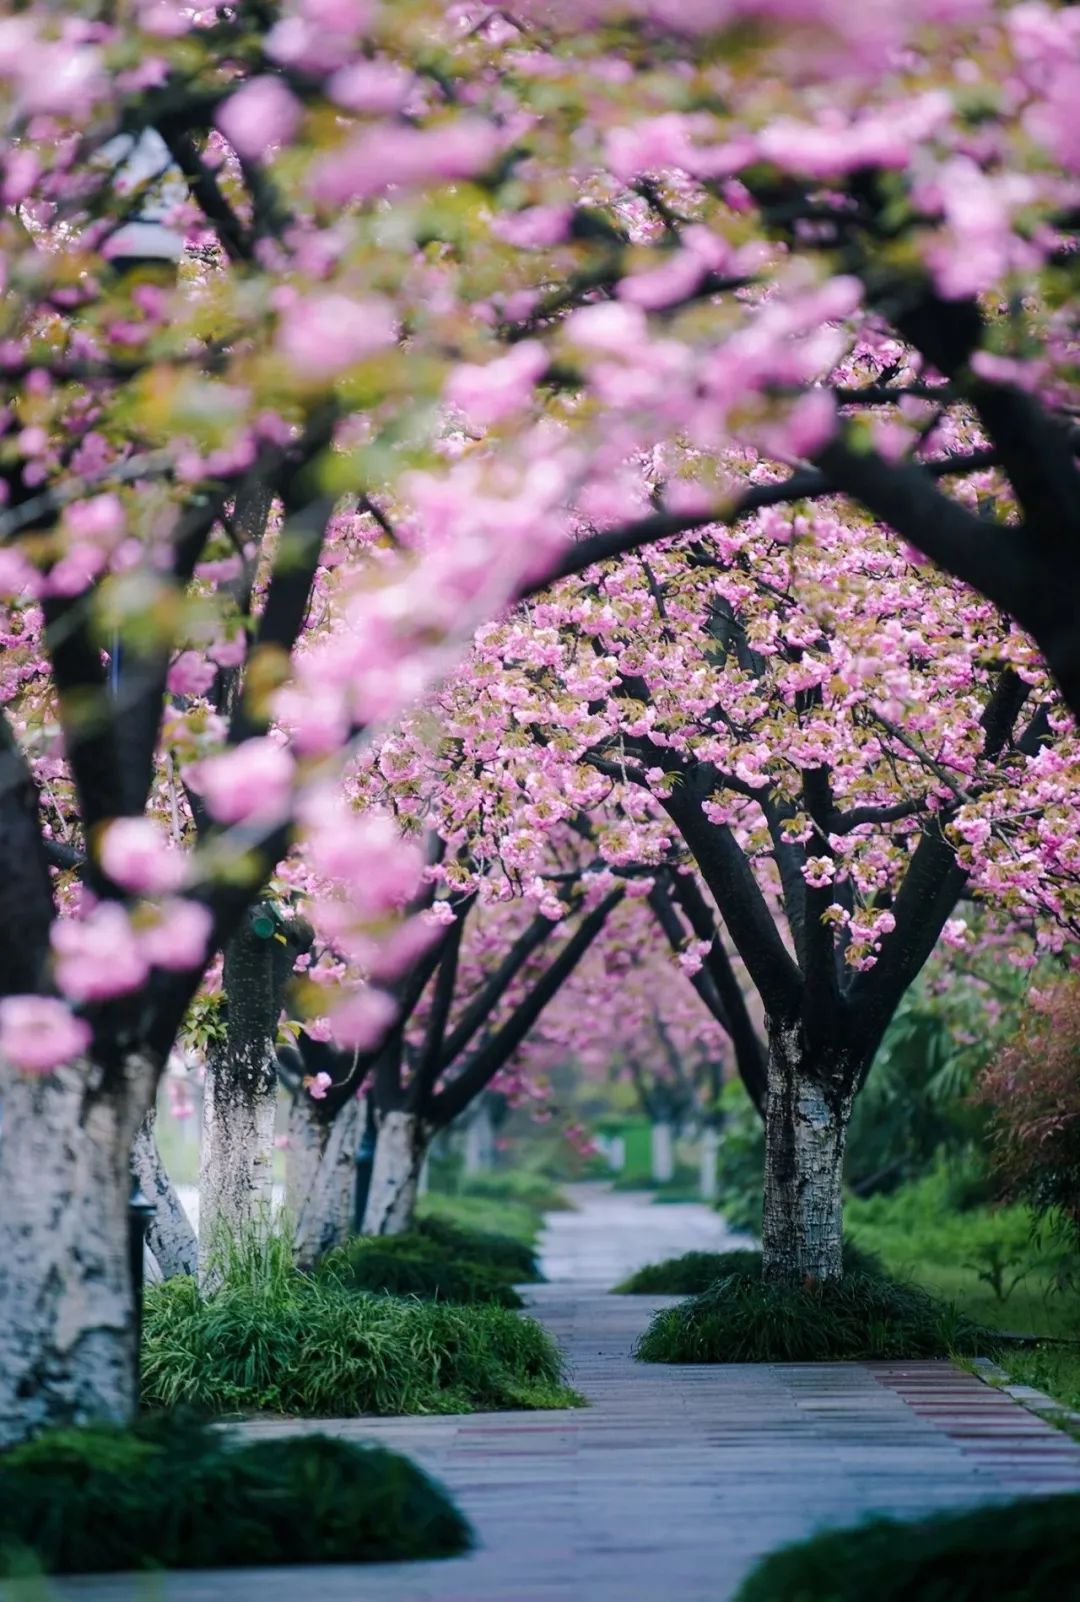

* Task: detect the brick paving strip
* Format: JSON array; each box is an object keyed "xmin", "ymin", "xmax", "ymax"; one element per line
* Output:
[{"xmin": 43, "ymin": 1187, "xmax": 1080, "ymax": 1602}]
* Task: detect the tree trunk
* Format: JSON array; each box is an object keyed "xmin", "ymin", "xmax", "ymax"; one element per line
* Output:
[
  {"xmin": 464, "ymin": 1097, "xmax": 495, "ymax": 1175},
  {"xmin": 0, "ymin": 1058, "xmax": 152, "ymax": 1448},
  {"xmin": 362, "ymin": 1110, "xmax": 429, "ymax": 1237},
  {"xmin": 198, "ymin": 926, "xmax": 282, "ymax": 1287},
  {"xmin": 294, "ymin": 1096, "xmax": 361, "ymax": 1267},
  {"xmin": 131, "ymin": 1109, "xmax": 197, "ymax": 1280},
  {"xmin": 650, "ymin": 1120, "xmax": 675, "ymax": 1184},
  {"xmin": 699, "ymin": 1125, "xmax": 720, "ymax": 1203},
  {"xmin": 284, "ymin": 1091, "xmax": 331, "ymax": 1231},
  {"xmin": 761, "ymin": 1026, "xmax": 850, "ymax": 1285}
]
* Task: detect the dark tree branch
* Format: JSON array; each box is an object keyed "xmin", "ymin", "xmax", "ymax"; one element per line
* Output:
[
  {"xmin": 431, "ymin": 890, "xmax": 622, "ymax": 1125},
  {"xmin": 0, "ymin": 712, "xmax": 55, "ymax": 995}
]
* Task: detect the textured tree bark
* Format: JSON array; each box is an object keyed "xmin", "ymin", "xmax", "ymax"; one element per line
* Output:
[
  {"xmin": 362, "ymin": 1110, "xmax": 430, "ymax": 1237},
  {"xmin": 198, "ymin": 925, "xmax": 281, "ymax": 1287},
  {"xmin": 284, "ymin": 1091, "xmax": 330, "ymax": 1229},
  {"xmin": 0, "ymin": 1057, "xmax": 152, "ymax": 1448},
  {"xmin": 761, "ymin": 1026, "xmax": 850, "ymax": 1285},
  {"xmin": 294, "ymin": 1096, "xmax": 361, "ymax": 1266},
  {"xmin": 131, "ymin": 1109, "xmax": 197, "ymax": 1280}
]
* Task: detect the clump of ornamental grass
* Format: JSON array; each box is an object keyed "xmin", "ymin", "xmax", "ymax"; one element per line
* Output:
[
  {"xmin": 636, "ymin": 1268, "xmax": 990, "ymax": 1363},
  {"xmin": 318, "ymin": 1233, "xmax": 524, "ymax": 1307},
  {"xmin": 0, "ymin": 1412, "xmax": 470, "ymax": 1575},
  {"xmin": 142, "ymin": 1236, "xmax": 576, "ymax": 1417},
  {"xmin": 732, "ymin": 1494, "xmax": 1080, "ymax": 1602},
  {"xmin": 615, "ymin": 1241, "xmax": 886, "ymax": 1296},
  {"xmin": 415, "ymin": 1213, "xmax": 544, "ymax": 1282}
]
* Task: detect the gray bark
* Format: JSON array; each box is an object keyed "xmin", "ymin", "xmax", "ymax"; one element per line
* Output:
[
  {"xmin": 0, "ymin": 1056, "xmax": 153, "ymax": 1448},
  {"xmin": 284, "ymin": 1090, "xmax": 330, "ymax": 1228},
  {"xmin": 294, "ymin": 1095, "xmax": 361, "ymax": 1266},
  {"xmin": 131, "ymin": 1109, "xmax": 197, "ymax": 1280},
  {"xmin": 362, "ymin": 1110, "xmax": 429, "ymax": 1237},
  {"xmin": 198, "ymin": 924, "xmax": 284, "ymax": 1287},
  {"xmin": 761, "ymin": 1026, "xmax": 850, "ymax": 1284}
]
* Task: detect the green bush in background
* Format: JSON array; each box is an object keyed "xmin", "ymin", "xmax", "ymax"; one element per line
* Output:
[
  {"xmin": 732, "ymin": 1494, "xmax": 1080, "ymax": 1602},
  {"xmin": 415, "ymin": 1212, "xmax": 543, "ymax": 1281},
  {"xmin": 319, "ymin": 1236, "xmax": 524, "ymax": 1306},
  {"xmin": 0, "ymin": 1414, "xmax": 470, "ymax": 1574}
]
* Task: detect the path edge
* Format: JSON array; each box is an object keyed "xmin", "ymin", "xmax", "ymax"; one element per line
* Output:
[{"xmin": 970, "ymin": 1355, "xmax": 1080, "ymax": 1438}]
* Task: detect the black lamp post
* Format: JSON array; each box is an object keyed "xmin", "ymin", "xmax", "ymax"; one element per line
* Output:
[{"xmin": 128, "ymin": 1178, "xmax": 156, "ymax": 1396}]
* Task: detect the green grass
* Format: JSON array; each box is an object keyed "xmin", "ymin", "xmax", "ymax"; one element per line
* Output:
[
  {"xmin": 315, "ymin": 1230, "xmax": 522, "ymax": 1307},
  {"xmin": 636, "ymin": 1268, "xmax": 989, "ymax": 1363},
  {"xmin": 614, "ymin": 1242, "xmax": 884, "ymax": 1296},
  {"xmin": 732, "ymin": 1493, "xmax": 1080, "ymax": 1602},
  {"xmin": 0, "ymin": 1413, "xmax": 470, "ymax": 1575},
  {"xmin": 441, "ymin": 1170, "xmax": 573, "ymax": 1213},
  {"xmin": 414, "ymin": 1213, "xmax": 542, "ymax": 1282},
  {"xmin": 417, "ymin": 1192, "xmax": 544, "ymax": 1248},
  {"xmin": 845, "ymin": 1170, "xmax": 1080, "ymax": 1411},
  {"xmin": 142, "ymin": 1234, "xmax": 576, "ymax": 1417}
]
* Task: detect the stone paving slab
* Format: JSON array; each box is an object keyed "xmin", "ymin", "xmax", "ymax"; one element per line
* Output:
[{"xmin": 32, "ymin": 1187, "xmax": 1080, "ymax": 1602}]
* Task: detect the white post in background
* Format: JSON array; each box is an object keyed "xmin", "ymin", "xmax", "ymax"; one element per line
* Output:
[
  {"xmin": 700, "ymin": 1125, "xmax": 720, "ymax": 1202},
  {"xmin": 609, "ymin": 1134, "xmax": 626, "ymax": 1173},
  {"xmin": 464, "ymin": 1098, "xmax": 495, "ymax": 1176},
  {"xmin": 651, "ymin": 1121, "xmax": 675, "ymax": 1184}
]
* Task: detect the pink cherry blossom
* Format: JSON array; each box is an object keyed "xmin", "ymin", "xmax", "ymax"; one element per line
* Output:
[
  {"xmin": 275, "ymin": 294, "xmax": 397, "ymax": 380},
  {"xmin": 167, "ymin": 651, "xmax": 217, "ymax": 698},
  {"xmin": 99, "ymin": 817, "xmax": 186, "ymax": 895},
  {"xmin": 328, "ymin": 986, "xmax": 398, "ymax": 1050},
  {"xmin": 189, "ymin": 737, "xmax": 296, "ymax": 825},
  {"xmin": 0, "ymin": 995, "xmax": 92, "ymax": 1074},
  {"xmin": 215, "ymin": 76, "xmax": 301, "ymax": 161},
  {"xmin": 139, "ymin": 899, "xmax": 213, "ymax": 971},
  {"xmin": 51, "ymin": 905, "xmax": 149, "ymax": 1004}
]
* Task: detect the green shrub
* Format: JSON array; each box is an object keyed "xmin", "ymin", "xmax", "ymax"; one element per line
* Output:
[
  {"xmin": 733, "ymin": 1494, "xmax": 1080, "ymax": 1602},
  {"xmin": 416, "ymin": 1213, "xmax": 543, "ymax": 1282},
  {"xmin": 614, "ymin": 1241, "xmax": 886, "ymax": 1296},
  {"xmin": 0, "ymin": 1413, "xmax": 470, "ymax": 1574},
  {"xmin": 319, "ymin": 1234, "xmax": 523, "ymax": 1307},
  {"xmin": 417, "ymin": 1192, "xmax": 544, "ymax": 1248},
  {"xmin": 636, "ymin": 1268, "xmax": 989, "ymax": 1363},
  {"xmin": 142, "ymin": 1269, "xmax": 577, "ymax": 1416},
  {"xmin": 452, "ymin": 1170, "xmax": 572, "ymax": 1214}
]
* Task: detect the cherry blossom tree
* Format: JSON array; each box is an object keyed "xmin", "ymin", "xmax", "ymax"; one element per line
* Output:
[{"xmin": 0, "ymin": 0, "xmax": 576, "ymax": 1446}]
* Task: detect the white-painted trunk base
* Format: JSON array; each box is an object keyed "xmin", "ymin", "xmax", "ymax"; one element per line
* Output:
[
  {"xmin": 284, "ymin": 1095, "xmax": 329, "ymax": 1232},
  {"xmin": 362, "ymin": 1111, "xmax": 429, "ymax": 1237},
  {"xmin": 131, "ymin": 1111, "xmax": 197, "ymax": 1280},
  {"xmin": 651, "ymin": 1121, "xmax": 675, "ymax": 1184},
  {"xmin": 198, "ymin": 1064, "xmax": 277, "ymax": 1287},
  {"xmin": 294, "ymin": 1096, "xmax": 361, "ymax": 1266},
  {"xmin": 699, "ymin": 1126, "xmax": 720, "ymax": 1203},
  {"xmin": 464, "ymin": 1100, "xmax": 495, "ymax": 1175},
  {"xmin": 0, "ymin": 1059, "xmax": 150, "ymax": 1447}
]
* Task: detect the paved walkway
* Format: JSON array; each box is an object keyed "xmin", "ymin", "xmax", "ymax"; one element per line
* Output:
[{"xmin": 48, "ymin": 1187, "xmax": 1080, "ymax": 1602}]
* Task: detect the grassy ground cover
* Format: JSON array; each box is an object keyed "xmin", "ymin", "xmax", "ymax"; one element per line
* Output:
[
  {"xmin": 732, "ymin": 1493, "xmax": 1080, "ymax": 1602},
  {"xmin": 846, "ymin": 1170, "xmax": 1080, "ymax": 1411},
  {"xmin": 615, "ymin": 1242, "xmax": 884, "ymax": 1296},
  {"xmin": 142, "ymin": 1235, "xmax": 577, "ymax": 1417},
  {"xmin": 636, "ymin": 1268, "xmax": 986, "ymax": 1363},
  {"xmin": 0, "ymin": 1415, "xmax": 470, "ymax": 1575}
]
